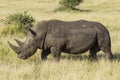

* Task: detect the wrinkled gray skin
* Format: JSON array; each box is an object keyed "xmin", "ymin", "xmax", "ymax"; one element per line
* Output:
[{"xmin": 8, "ymin": 20, "xmax": 113, "ymax": 61}]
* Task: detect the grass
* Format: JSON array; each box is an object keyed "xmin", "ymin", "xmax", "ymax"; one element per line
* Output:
[{"xmin": 0, "ymin": 0, "xmax": 120, "ymax": 80}]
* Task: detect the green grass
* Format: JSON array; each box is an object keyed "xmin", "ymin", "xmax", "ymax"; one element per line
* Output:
[{"xmin": 0, "ymin": 0, "xmax": 120, "ymax": 80}]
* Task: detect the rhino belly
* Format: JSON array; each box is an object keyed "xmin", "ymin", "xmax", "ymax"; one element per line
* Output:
[{"xmin": 63, "ymin": 31, "xmax": 96, "ymax": 54}]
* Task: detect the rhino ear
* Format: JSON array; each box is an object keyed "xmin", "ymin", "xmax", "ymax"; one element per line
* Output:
[{"xmin": 24, "ymin": 26, "xmax": 36, "ymax": 36}]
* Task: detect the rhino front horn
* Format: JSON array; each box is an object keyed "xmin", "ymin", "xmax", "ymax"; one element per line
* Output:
[
  {"xmin": 8, "ymin": 41, "xmax": 20, "ymax": 54},
  {"xmin": 14, "ymin": 39, "xmax": 24, "ymax": 46}
]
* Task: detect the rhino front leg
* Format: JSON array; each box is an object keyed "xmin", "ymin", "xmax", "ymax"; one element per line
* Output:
[
  {"xmin": 41, "ymin": 49, "xmax": 50, "ymax": 61},
  {"xmin": 50, "ymin": 47, "xmax": 61, "ymax": 61}
]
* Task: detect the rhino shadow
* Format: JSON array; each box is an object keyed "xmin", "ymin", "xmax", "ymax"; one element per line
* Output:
[
  {"xmin": 113, "ymin": 53, "xmax": 120, "ymax": 61},
  {"xmin": 61, "ymin": 53, "xmax": 120, "ymax": 61},
  {"xmin": 61, "ymin": 54, "xmax": 86, "ymax": 60}
]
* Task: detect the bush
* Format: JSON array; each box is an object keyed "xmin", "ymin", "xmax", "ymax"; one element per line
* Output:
[
  {"xmin": 58, "ymin": 0, "xmax": 83, "ymax": 11},
  {"xmin": 1, "ymin": 11, "xmax": 35, "ymax": 36}
]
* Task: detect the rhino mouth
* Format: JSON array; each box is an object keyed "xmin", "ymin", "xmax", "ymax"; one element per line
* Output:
[{"xmin": 18, "ymin": 54, "xmax": 28, "ymax": 59}]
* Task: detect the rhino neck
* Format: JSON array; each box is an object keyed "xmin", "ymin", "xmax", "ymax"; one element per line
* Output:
[
  {"xmin": 38, "ymin": 34, "xmax": 46, "ymax": 49},
  {"xmin": 37, "ymin": 29, "xmax": 48, "ymax": 49},
  {"xmin": 35, "ymin": 21, "xmax": 49, "ymax": 49}
]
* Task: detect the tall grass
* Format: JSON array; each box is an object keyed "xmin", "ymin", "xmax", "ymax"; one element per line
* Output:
[{"xmin": 0, "ymin": 0, "xmax": 120, "ymax": 80}]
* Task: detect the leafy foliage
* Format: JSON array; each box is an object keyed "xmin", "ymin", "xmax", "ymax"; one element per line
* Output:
[
  {"xmin": 1, "ymin": 11, "xmax": 35, "ymax": 36},
  {"xmin": 58, "ymin": 0, "xmax": 83, "ymax": 11}
]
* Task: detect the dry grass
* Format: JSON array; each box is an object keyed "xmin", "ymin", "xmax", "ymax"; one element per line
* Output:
[{"xmin": 0, "ymin": 0, "xmax": 120, "ymax": 80}]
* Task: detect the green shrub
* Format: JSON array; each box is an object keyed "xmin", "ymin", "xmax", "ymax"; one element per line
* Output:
[
  {"xmin": 58, "ymin": 0, "xmax": 83, "ymax": 11},
  {"xmin": 1, "ymin": 11, "xmax": 35, "ymax": 36}
]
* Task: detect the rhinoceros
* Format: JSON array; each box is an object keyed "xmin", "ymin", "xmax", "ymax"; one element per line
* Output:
[{"xmin": 8, "ymin": 20, "xmax": 113, "ymax": 61}]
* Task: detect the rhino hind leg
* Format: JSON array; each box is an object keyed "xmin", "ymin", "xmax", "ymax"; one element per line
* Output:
[
  {"xmin": 96, "ymin": 41, "xmax": 113, "ymax": 60},
  {"xmin": 103, "ymin": 48, "xmax": 113, "ymax": 60},
  {"xmin": 41, "ymin": 49, "xmax": 50, "ymax": 61},
  {"xmin": 88, "ymin": 51, "xmax": 97, "ymax": 60},
  {"xmin": 88, "ymin": 43, "xmax": 100, "ymax": 60}
]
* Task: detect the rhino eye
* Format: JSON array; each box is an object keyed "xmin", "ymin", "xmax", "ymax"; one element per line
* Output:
[{"xmin": 28, "ymin": 45, "xmax": 30, "ymax": 47}]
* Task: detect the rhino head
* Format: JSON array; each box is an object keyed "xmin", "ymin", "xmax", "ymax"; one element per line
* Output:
[{"xmin": 8, "ymin": 27, "xmax": 41, "ymax": 59}]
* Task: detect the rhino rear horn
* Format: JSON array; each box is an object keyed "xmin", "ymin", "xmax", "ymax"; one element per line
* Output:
[
  {"xmin": 14, "ymin": 39, "xmax": 24, "ymax": 46},
  {"xmin": 8, "ymin": 41, "xmax": 20, "ymax": 54}
]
